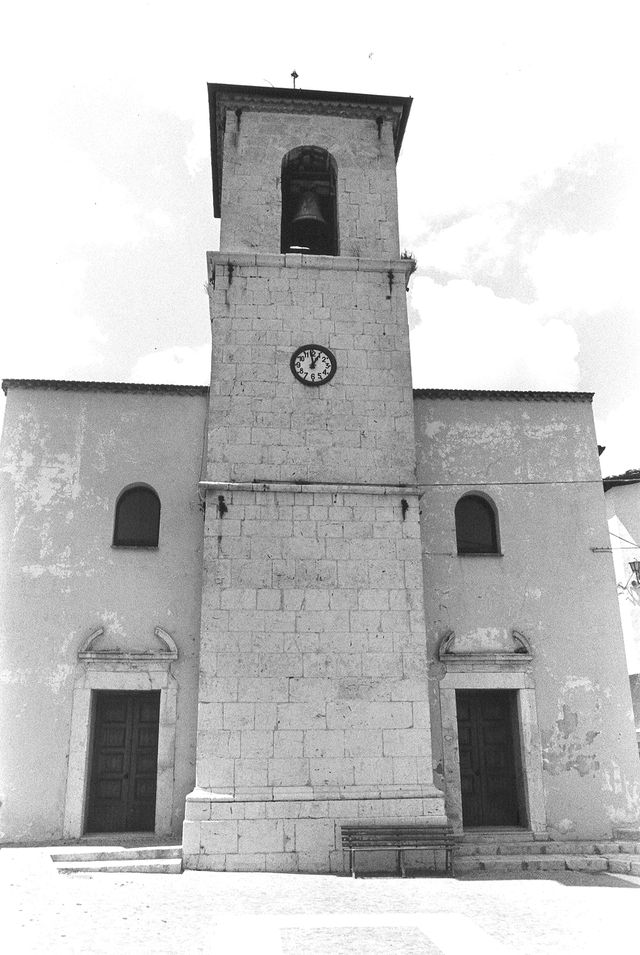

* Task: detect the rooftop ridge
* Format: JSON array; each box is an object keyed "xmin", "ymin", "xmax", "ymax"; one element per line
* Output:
[
  {"xmin": 1, "ymin": 379, "xmax": 209, "ymax": 396},
  {"xmin": 3, "ymin": 380, "xmax": 594, "ymax": 403},
  {"xmin": 413, "ymin": 388, "xmax": 594, "ymax": 403}
]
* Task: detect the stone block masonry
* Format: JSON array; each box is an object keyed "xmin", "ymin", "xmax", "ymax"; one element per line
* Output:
[
  {"xmin": 185, "ymin": 87, "xmax": 445, "ymax": 872},
  {"xmin": 183, "ymin": 484, "xmax": 446, "ymax": 871},
  {"xmin": 219, "ymin": 111, "xmax": 401, "ymax": 259},
  {"xmin": 205, "ymin": 253, "xmax": 417, "ymax": 487}
]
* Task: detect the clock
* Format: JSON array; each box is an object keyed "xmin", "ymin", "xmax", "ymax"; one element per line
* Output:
[{"xmin": 290, "ymin": 344, "xmax": 337, "ymax": 386}]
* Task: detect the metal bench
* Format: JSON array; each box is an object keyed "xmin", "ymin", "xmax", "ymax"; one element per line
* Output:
[{"xmin": 340, "ymin": 824, "xmax": 460, "ymax": 877}]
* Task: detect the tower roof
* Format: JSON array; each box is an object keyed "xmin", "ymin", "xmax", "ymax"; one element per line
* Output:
[{"xmin": 207, "ymin": 83, "xmax": 413, "ymax": 217}]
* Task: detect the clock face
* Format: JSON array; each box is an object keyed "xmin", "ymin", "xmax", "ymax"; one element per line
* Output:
[{"xmin": 290, "ymin": 344, "xmax": 337, "ymax": 386}]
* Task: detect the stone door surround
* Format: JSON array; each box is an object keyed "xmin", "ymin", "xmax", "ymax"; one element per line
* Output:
[
  {"xmin": 437, "ymin": 629, "xmax": 546, "ymax": 833},
  {"xmin": 63, "ymin": 627, "xmax": 178, "ymax": 839}
]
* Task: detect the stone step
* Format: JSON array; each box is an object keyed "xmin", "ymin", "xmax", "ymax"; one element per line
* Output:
[
  {"xmin": 457, "ymin": 840, "xmax": 640, "ymax": 857},
  {"xmin": 51, "ymin": 845, "xmax": 182, "ymax": 863},
  {"xmin": 453, "ymin": 853, "xmax": 640, "ymax": 875},
  {"xmin": 55, "ymin": 858, "xmax": 182, "ymax": 875},
  {"xmin": 461, "ymin": 829, "xmax": 543, "ymax": 844}
]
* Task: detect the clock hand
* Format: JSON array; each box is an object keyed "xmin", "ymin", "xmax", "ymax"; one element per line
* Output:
[{"xmin": 309, "ymin": 348, "xmax": 318, "ymax": 369}]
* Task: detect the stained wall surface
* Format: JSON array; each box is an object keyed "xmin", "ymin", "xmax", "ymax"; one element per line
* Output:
[
  {"xmin": 415, "ymin": 393, "xmax": 640, "ymax": 837},
  {"xmin": 0, "ymin": 384, "xmax": 206, "ymax": 842}
]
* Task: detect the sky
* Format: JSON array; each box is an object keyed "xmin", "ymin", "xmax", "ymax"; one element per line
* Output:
[{"xmin": 1, "ymin": 0, "xmax": 638, "ymax": 476}]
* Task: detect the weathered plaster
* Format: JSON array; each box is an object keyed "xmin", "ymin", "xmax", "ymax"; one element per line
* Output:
[
  {"xmin": 0, "ymin": 386, "xmax": 206, "ymax": 842},
  {"xmin": 416, "ymin": 394, "xmax": 640, "ymax": 838}
]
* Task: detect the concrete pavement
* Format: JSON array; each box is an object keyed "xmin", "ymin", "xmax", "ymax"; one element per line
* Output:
[{"xmin": 2, "ymin": 846, "xmax": 639, "ymax": 954}]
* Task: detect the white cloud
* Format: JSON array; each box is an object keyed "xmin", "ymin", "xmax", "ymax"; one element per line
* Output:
[
  {"xmin": 527, "ymin": 229, "xmax": 636, "ymax": 318},
  {"xmin": 129, "ymin": 344, "xmax": 211, "ymax": 385},
  {"xmin": 1, "ymin": 133, "xmax": 168, "ymax": 382},
  {"xmin": 0, "ymin": 256, "xmax": 107, "ymax": 380},
  {"xmin": 409, "ymin": 277, "xmax": 580, "ymax": 391},
  {"xmin": 413, "ymin": 209, "xmax": 516, "ymax": 280},
  {"xmin": 596, "ymin": 393, "xmax": 640, "ymax": 476}
]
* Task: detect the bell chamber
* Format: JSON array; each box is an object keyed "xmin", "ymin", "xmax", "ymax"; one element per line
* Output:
[{"xmin": 281, "ymin": 146, "xmax": 338, "ymax": 256}]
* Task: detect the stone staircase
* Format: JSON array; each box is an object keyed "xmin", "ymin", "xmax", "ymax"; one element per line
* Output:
[
  {"xmin": 453, "ymin": 828, "xmax": 640, "ymax": 875},
  {"xmin": 51, "ymin": 844, "xmax": 182, "ymax": 875}
]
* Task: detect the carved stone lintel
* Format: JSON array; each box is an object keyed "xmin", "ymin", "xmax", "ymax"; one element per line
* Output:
[
  {"xmin": 154, "ymin": 627, "xmax": 179, "ymax": 658},
  {"xmin": 438, "ymin": 630, "xmax": 456, "ymax": 660},
  {"xmin": 77, "ymin": 627, "xmax": 104, "ymax": 655},
  {"xmin": 512, "ymin": 629, "xmax": 532, "ymax": 655},
  {"xmin": 78, "ymin": 625, "xmax": 178, "ymax": 663},
  {"xmin": 437, "ymin": 626, "xmax": 533, "ymax": 673}
]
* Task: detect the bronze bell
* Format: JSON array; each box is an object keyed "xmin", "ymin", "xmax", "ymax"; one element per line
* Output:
[{"xmin": 289, "ymin": 190, "xmax": 330, "ymax": 253}]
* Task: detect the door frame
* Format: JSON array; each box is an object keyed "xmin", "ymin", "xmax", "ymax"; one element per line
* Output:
[
  {"xmin": 64, "ymin": 630, "xmax": 178, "ymax": 839},
  {"xmin": 86, "ymin": 689, "xmax": 162, "ymax": 833},
  {"xmin": 455, "ymin": 688, "xmax": 522, "ymax": 827},
  {"xmin": 439, "ymin": 671, "xmax": 546, "ymax": 834}
]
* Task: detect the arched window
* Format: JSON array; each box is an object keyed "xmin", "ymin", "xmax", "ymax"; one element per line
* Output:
[
  {"xmin": 113, "ymin": 485, "xmax": 160, "ymax": 547},
  {"xmin": 455, "ymin": 494, "xmax": 499, "ymax": 555},
  {"xmin": 281, "ymin": 146, "xmax": 338, "ymax": 256}
]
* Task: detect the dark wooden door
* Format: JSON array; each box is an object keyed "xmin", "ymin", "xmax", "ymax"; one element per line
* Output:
[
  {"xmin": 86, "ymin": 691, "xmax": 160, "ymax": 833},
  {"xmin": 456, "ymin": 690, "xmax": 520, "ymax": 827}
]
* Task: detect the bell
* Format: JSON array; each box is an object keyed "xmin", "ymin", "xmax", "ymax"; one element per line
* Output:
[
  {"xmin": 292, "ymin": 190, "xmax": 327, "ymax": 228},
  {"xmin": 289, "ymin": 190, "xmax": 330, "ymax": 253}
]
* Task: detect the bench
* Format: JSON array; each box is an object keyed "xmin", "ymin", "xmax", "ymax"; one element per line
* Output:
[{"xmin": 340, "ymin": 824, "xmax": 460, "ymax": 877}]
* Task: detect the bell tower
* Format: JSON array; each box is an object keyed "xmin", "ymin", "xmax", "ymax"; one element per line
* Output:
[{"xmin": 183, "ymin": 83, "xmax": 446, "ymax": 873}]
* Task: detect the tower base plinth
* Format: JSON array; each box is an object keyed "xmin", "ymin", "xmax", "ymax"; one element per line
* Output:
[{"xmin": 183, "ymin": 787, "xmax": 447, "ymax": 874}]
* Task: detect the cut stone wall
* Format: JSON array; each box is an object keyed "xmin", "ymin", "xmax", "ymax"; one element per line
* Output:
[
  {"xmin": 206, "ymin": 253, "xmax": 416, "ymax": 486},
  {"xmin": 183, "ymin": 794, "xmax": 444, "ymax": 873},
  {"xmin": 185, "ymin": 483, "xmax": 445, "ymax": 870},
  {"xmin": 219, "ymin": 111, "xmax": 400, "ymax": 259}
]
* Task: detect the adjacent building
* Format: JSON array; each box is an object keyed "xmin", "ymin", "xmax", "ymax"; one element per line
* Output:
[{"xmin": 605, "ymin": 469, "xmax": 640, "ymax": 751}]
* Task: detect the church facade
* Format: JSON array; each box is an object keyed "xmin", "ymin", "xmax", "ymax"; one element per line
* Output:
[{"xmin": 1, "ymin": 84, "xmax": 639, "ymax": 871}]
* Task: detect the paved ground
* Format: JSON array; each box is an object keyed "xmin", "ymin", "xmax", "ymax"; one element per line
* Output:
[{"xmin": 2, "ymin": 847, "xmax": 639, "ymax": 954}]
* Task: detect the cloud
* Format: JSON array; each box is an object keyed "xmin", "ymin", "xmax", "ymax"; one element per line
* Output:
[
  {"xmin": 0, "ymin": 129, "xmax": 160, "ymax": 382},
  {"xmin": 408, "ymin": 277, "xmax": 580, "ymax": 391},
  {"xmin": 0, "ymin": 256, "xmax": 107, "ymax": 380},
  {"xmin": 596, "ymin": 393, "xmax": 640, "ymax": 476},
  {"xmin": 527, "ymin": 228, "xmax": 636, "ymax": 318},
  {"xmin": 407, "ymin": 144, "xmax": 637, "ymax": 310},
  {"xmin": 413, "ymin": 209, "xmax": 517, "ymax": 286},
  {"xmin": 129, "ymin": 344, "xmax": 211, "ymax": 385}
]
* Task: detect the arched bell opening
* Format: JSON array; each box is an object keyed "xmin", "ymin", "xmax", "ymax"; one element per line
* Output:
[{"xmin": 281, "ymin": 146, "xmax": 338, "ymax": 256}]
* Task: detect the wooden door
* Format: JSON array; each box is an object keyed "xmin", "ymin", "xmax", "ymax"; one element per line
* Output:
[
  {"xmin": 456, "ymin": 690, "xmax": 521, "ymax": 827},
  {"xmin": 86, "ymin": 691, "xmax": 160, "ymax": 833}
]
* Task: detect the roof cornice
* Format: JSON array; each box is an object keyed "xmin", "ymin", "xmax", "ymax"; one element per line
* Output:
[
  {"xmin": 3, "ymin": 380, "xmax": 594, "ymax": 404},
  {"xmin": 1, "ymin": 379, "xmax": 209, "ymax": 396},
  {"xmin": 413, "ymin": 388, "xmax": 594, "ymax": 403},
  {"xmin": 207, "ymin": 83, "xmax": 412, "ymax": 218}
]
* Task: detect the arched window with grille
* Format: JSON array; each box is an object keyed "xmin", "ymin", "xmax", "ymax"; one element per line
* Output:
[
  {"xmin": 281, "ymin": 146, "xmax": 338, "ymax": 256},
  {"xmin": 455, "ymin": 494, "xmax": 499, "ymax": 555},
  {"xmin": 113, "ymin": 485, "xmax": 161, "ymax": 548}
]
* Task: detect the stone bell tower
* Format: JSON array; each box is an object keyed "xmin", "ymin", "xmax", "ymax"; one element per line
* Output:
[{"xmin": 182, "ymin": 83, "xmax": 446, "ymax": 872}]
